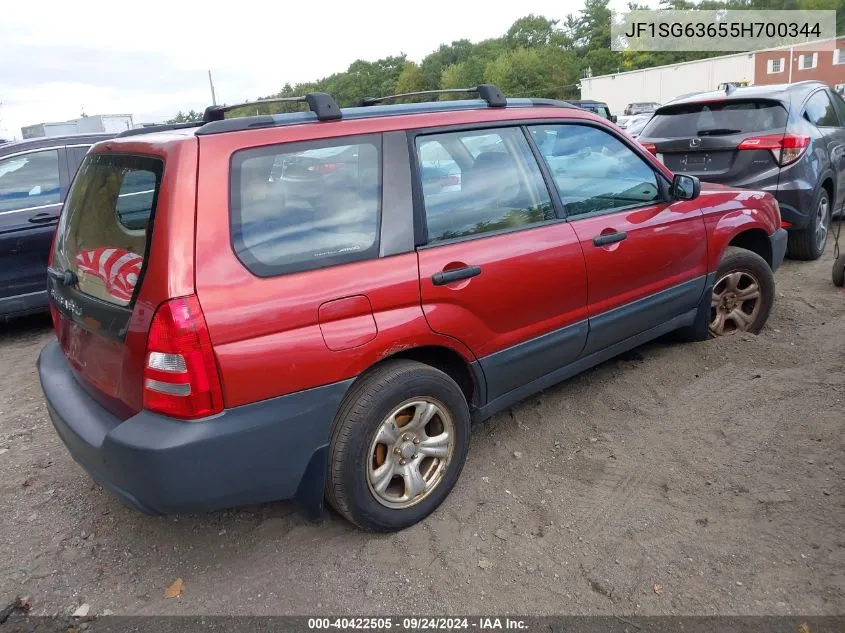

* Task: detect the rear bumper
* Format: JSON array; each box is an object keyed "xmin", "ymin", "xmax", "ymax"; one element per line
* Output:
[
  {"xmin": 773, "ymin": 185, "xmax": 814, "ymax": 230},
  {"xmin": 769, "ymin": 228, "xmax": 788, "ymax": 273},
  {"xmin": 37, "ymin": 339, "xmax": 352, "ymax": 517}
]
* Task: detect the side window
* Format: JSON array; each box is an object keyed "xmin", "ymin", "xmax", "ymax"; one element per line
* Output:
[
  {"xmin": 830, "ymin": 90, "xmax": 845, "ymax": 125},
  {"xmin": 805, "ymin": 91, "xmax": 840, "ymax": 127},
  {"xmin": 0, "ymin": 149, "xmax": 62, "ymax": 213},
  {"xmin": 528, "ymin": 124, "xmax": 661, "ymax": 217},
  {"xmin": 415, "ymin": 127, "xmax": 553, "ymax": 244},
  {"xmin": 230, "ymin": 136, "xmax": 381, "ymax": 277}
]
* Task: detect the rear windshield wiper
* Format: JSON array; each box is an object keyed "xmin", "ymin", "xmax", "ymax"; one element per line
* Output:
[
  {"xmin": 47, "ymin": 266, "xmax": 78, "ymax": 286},
  {"xmin": 696, "ymin": 128, "xmax": 742, "ymax": 136}
]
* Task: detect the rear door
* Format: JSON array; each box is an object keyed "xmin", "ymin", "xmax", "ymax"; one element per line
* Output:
[
  {"xmin": 528, "ymin": 122, "xmax": 708, "ymax": 353},
  {"xmin": 804, "ymin": 88, "xmax": 845, "ymax": 210},
  {"xmin": 641, "ymin": 99, "xmax": 788, "ymax": 190},
  {"xmin": 0, "ymin": 146, "xmax": 69, "ymax": 311},
  {"xmin": 413, "ymin": 126, "xmax": 589, "ymax": 403}
]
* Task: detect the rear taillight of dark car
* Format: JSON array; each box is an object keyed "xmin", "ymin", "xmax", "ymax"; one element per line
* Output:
[{"xmin": 737, "ymin": 133, "xmax": 809, "ymax": 166}]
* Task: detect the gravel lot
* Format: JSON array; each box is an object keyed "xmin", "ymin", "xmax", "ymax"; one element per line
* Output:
[{"xmin": 1, "ymin": 243, "xmax": 843, "ymax": 617}]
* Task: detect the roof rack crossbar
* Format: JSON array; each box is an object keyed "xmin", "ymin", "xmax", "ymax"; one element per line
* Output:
[
  {"xmin": 360, "ymin": 84, "xmax": 507, "ymax": 108},
  {"xmin": 202, "ymin": 93, "xmax": 342, "ymax": 123}
]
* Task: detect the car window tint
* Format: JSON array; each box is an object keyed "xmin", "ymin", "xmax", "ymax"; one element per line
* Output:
[
  {"xmin": 830, "ymin": 90, "xmax": 845, "ymax": 124},
  {"xmin": 642, "ymin": 100, "xmax": 788, "ymax": 138},
  {"xmin": 529, "ymin": 124, "xmax": 661, "ymax": 217},
  {"xmin": 805, "ymin": 91, "xmax": 840, "ymax": 127},
  {"xmin": 230, "ymin": 136, "xmax": 381, "ymax": 277},
  {"xmin": 416, "ymin": 127, "xmax": 553, "ymax": 244},
  {"xmin": 54, "ymin": 154, "xmax": 162, "ymax": 306},
  {"xmin": 0, "ymin": 149, "xmax": 61, "ymax": 213}
]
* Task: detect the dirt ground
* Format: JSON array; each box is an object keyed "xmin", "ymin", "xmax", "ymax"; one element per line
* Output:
[{"xmin": 1, "ymin": 243, "xmax": 843, "ymax": 618}]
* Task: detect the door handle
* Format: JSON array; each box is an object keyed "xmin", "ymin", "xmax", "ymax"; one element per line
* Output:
[
  {"xmin": 593, "ymin": 231, "xmax": 628, "ymax": 247},
  {"xmin": 28, "ymin": 212, "xmax": 59, "ymax": 224},
  {"xmin": 432, "ymin": 265, "xmax": 482, "ymax": 286}
]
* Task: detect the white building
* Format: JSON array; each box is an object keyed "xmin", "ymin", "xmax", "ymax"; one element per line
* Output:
[
  {"xmin": 579, "ymin": 52, "xmax": 756, "ymax": 116},
  {"xmin": 21, "ymin": 114, "xmax": 134, "ymax": 139}
]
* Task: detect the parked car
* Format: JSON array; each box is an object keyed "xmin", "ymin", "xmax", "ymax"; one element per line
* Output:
[
  {"xmin": 637, "ymin": 81, "xmax": 845, "ymax": 260},
  {"xmin": 38, "ymin": 86, "xmax": 786, "ymax": 532},
  {"xmin": 624, "ymin": 102, "xmax": 661, "ymax": 116},
  {"xmin": 568, "ymin": 100, "xmax": 617, "ymax": 123},
  {"xmin": 623, "ymin": 113, "xmax": 653, "ymax": 138},
  {"xmin": 0, "ymin": 133, "xmax": 114, "ymax": 320}
]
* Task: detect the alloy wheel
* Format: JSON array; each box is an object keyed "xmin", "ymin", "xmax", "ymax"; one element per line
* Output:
[
  {"xmin": 710, "ymin": 270, "xmax": 762, "ymax": 335},
  {"xmin": 367, "ymin": 398, "xmax": 455, "ymax": 509}
]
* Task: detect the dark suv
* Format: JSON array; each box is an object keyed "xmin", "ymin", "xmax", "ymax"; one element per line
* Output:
[
  {"xmin": 637, "ymin": 81, "xmax": 845, "ymax": 260},
  {"xmin": 568, "ymin": 100, "xmax": 616, "ymax": 123},
  {"xmin": 38, "ymin": 86, "xmax": 785, "ymax": 532},
  {"xmin": 0, "ymin": 133, "xmax": 114, "ymax": 320}
]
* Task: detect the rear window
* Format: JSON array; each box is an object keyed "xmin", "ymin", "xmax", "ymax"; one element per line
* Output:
[
  {"xmin": 230, "ymin": 135, "xmax": 381, "ymax": 277},
  {"xmin": 642, "ymin": 100, "xmax": 788, "ymax": 138},
  {"xmin": 53, "ymin": 154, "xmax": 162, "ymax": 307}
]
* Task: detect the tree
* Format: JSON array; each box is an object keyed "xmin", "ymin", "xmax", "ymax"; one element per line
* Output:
[{"xmin": 505, "ymin": 15, "xmax": 559, "ymax": 48}]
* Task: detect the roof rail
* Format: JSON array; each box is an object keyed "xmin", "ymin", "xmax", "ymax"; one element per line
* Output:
[
  {"xmin": 115, "ymin": 121, "xmax": 203, "ymax": 138},
  {"xmin": 360, "ymin": 84, "xmax": 507, "ymax": 108},
  {"xmin": 202, "ymin": 93, "xmax": 342, "ymax": 123}
]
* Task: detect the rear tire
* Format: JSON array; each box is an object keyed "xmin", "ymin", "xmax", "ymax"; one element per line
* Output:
[
  {"xmin": 326, "ymin": 360, "xmax": 470, "ymax": 532},
  {"xmin": 787, "ymin": 187, "xmax": 830, "ymax": 261},
  {"xmin": 708, "ymin": 247, "xmax": 775, "ymax": 337}
]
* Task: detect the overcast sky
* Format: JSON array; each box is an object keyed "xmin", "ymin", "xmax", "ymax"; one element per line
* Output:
[{"xmin": 0, "ymin": 0, "xmax": 645, "ymax": 140}]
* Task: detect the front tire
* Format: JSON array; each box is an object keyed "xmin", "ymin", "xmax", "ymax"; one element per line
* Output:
[
  {"xmin": 326, "ymin": 360, "xmax": 470, "ymax": 532},
  {"xmin": 788, "ymin": 187, "xmax": 830, "ymax": 261},
  {"xmin": 709, "ymin": 246, "xmax": 775, "ymax": 336}
]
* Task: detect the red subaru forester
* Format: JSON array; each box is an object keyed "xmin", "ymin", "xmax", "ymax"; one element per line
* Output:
[{"xmin": 38, "ymin": 86, "xmax": 787, "ymax": 531}]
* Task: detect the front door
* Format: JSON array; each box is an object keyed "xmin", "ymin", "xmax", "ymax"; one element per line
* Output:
[
  {"xmin": 0, "ymin": 147, "xmax": 68, "ymax": 313},
  {"xmin": 528, "ymin": 122, "xmax": 709, "ymax": 355},
  {"xmin": 413, "ymin": 126, "xmax": 589, "ymax": 402}
]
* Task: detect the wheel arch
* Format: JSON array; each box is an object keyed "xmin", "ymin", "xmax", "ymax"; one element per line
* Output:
[
  {"xmin": 727, "ymin": 228, "xmax": 773, "ymax": 268},
  {"xmin": 350, "ymin": 345, "xmax": 486, "ymax": 413}
]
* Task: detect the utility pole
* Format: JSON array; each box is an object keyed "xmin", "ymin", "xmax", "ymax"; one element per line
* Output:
[{"xmin": 208, "ymin": 70, "xmax": 217, "ymax": 106}]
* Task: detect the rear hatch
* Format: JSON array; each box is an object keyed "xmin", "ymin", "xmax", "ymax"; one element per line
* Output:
[
  {"xmin": 48, "ymin": 153, "xmax": 162, "ymax": 416},
  {"xmin": 639, "ymin": 99, "xmax": 789, "ymax": 188}
]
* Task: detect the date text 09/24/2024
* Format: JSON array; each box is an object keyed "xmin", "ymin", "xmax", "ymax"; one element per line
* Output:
[{"xmin": 307, "ymin": 618, "xmax": 528, "ymax": 630}]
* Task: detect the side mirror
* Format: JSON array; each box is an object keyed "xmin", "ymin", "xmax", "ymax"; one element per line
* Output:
[
  {"xmin": 611, "ymin": 115, "xmax": 618, "ymax": 123},
  {"xmin": 671, "ymin": 173, "xmax": 700, "ymax": 200}
]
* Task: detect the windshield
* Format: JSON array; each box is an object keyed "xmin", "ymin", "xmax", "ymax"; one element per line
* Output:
[
  {"xmin": 642, "ymin": 100, "xmax": 788, "ymax": 138},
  {"xmin": 53, "ymin": 153, "xmax": 163, "ymax": 306}
]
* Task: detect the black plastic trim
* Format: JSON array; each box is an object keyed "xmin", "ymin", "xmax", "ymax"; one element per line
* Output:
[
  {"xmin": 478, "ymin": 320, "xmax": 589, "ymax": 402},
  {"xmin": 581, "ymin": 275, "xmax": 707, "ymax": 356},
  {"xmin": 116, "ymin": 122, "xmax": 203, "ymax": 138},
  {"xmin": 432, "ymin": 266, "xmax": 481, "ymax": 285},
  {"xmin": 473, "ymin": 307, "xmax": 698, "ymax": 422},
  {"xmin": 769, "ymin": 228, "xmax": 788, "ymax": 272}
]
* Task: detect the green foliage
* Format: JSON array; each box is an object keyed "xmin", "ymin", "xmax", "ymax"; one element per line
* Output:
[
  {"xmin": 167, "ymin": 109, "xmax": 202, "ymax": 123},
  {"xmin": 173, "ymin": 0, "xmax": 845, "ymax": 120}
]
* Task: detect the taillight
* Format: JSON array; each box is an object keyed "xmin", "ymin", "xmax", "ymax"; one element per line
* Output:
[
  {"xmin": 143, "ymin": 295, "xmax": 223, "ymax": 420},
  {"xmin": 640, "ymin": 141, "xmax": 658, "ymax": 155},
  {"xmin": 738, "ymin": 134, "xmax": 809, "ymax": 166}
]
